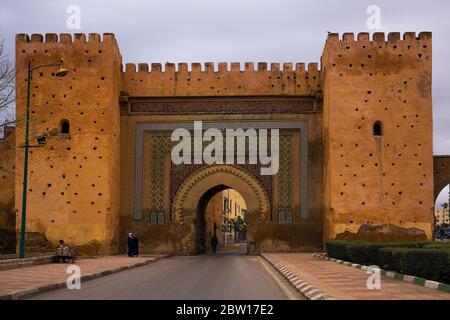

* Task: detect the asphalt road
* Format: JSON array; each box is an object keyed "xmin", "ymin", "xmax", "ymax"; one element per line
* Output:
[{"xmin": 30, "ymin": 248, "xmax": 301, "ymax": 300}]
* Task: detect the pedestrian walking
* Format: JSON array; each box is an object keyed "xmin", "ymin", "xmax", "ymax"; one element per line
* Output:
[
  {"xmin": 128, "ymin": 232, "xmax": 137, "ymax": 257},
  {"xmin": 211, "ymin": 234, "xmax": 218, "ymax": 254},
  {"xmin": 132, "ymin": 234, "xmax": 139, "ymax": 257}
]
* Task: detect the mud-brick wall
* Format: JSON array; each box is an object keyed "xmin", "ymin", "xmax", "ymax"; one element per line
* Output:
[
  {"xmin": 322, "ymin": 32, "xmax": 434, "ymax": 240},
  {"xmin": 15, "ymin": 33, "xmax": 122, "ymax": 254},
  {"xmin": 0, "ymin": 126, "xmax": 16, "ymax": 253},
  {"xmin": 121, "ymin": 61, "xmax": 321, "ymax": 97}
]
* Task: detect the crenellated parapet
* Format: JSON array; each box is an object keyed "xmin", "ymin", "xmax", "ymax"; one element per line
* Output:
[
  {"xmin": 121, "ymin": 61, "xmax": 321, "ymax": 97},
  {"xmin": 16, "ymin": 32, "xmax": 117, "ymax": 45},
  {"xmin": 15, "ymin": 33, "xmax": 122, "ymax": 76},
  {"xmin": 322, "ymin": 31, "xmax": 431, "ymax": 75},
  {"xmin": 325, "ymin": 31, "xmax": 431, "ymax": 46}
]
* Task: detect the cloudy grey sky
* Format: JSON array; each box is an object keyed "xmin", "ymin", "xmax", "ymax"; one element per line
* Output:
[{"xmin": 0, "ymin": 0, "xmax": 449, "ymax": 204}]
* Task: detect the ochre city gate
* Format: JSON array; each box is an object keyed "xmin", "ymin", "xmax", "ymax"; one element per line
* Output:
[
  {"xmin": 122, "ymin": 117, "xmax": 319, "ymax": 254},
  {"xmin": 5, "ymin": 31, "xmax": 437, "ymax": 255}
]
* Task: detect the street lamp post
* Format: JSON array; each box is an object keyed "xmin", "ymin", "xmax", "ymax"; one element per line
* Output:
[{"xmin": 18, "ymin": 62, "xmax": 68, "ymax": 258}]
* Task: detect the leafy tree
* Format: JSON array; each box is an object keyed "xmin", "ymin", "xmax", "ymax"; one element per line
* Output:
[{"xmin": 229, "ymin": 216, "xmax": 247, "ymax": 241}]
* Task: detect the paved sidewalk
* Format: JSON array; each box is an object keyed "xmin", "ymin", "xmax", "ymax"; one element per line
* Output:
[
  {"xmin": 0, "ymin": 255, "xmax": 166, "ymax": 299},
  {"xmin": 263, "ymin": 253, "xmax": 450, "ymax": 300}
]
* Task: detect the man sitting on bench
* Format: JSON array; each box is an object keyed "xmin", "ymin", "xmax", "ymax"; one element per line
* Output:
[{"xmin": 55, "ymin": 240, "xmax": 76, "ymax": 263}]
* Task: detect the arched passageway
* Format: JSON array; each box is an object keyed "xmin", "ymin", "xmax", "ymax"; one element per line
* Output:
[{"xmin": 171, "ymin": 165, "xmax": 270, "ymax": 254}]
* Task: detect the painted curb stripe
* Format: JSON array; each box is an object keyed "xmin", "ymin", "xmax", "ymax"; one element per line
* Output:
[
  {"xmin": 315, "ymin": 254, "xmax": 450, "ymax": 294},
  {"xmin": 394, "ymin": 273, "xmax": 404, "ymax": 281},
  {"xmin": 413, "ymin": 277, "xmax": 426, "ymax": 286},
  {"xmin": 438, "ymin": 283, "xmax": 450, "ymax": 293},
  {"xmin": 386, "ymin": 271, "xmax": 396, "ymax": 278},
  {"xmin": 425, "ymin": 280, "xmax": 440, "ymax": 290},
  {"xmin": 310, "ymin": 293, "xmax": 327, "ymax": 300}
]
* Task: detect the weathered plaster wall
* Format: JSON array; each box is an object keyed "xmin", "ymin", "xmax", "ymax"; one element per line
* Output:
[
  {"xmin": 15, "ymin": 33, "xmax": 122, "ymax": 254},
  {"xmin": 0, "ymin": 126, "xmax": 16, "ymax": 253},
  {"xmin": 322, "ymin": 32, "xmax": 434, "ymax": 240}
]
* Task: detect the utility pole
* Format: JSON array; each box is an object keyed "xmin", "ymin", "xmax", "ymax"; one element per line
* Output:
[{"xmin": 18, "ymin": 62, "xmax": 68, "ymax": 258}]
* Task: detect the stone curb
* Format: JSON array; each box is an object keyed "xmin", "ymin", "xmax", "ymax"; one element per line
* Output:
[
  {"xmin": 260, "ymin": 253, "xmax": 335, "ymax": 300},
  {"xmin": 0, "ymin": 255, "xmax": 169, "ymax": 300},
  {"xmin": 0, "ymin": 255, "xmax": 55, "ymax": 271},
  {"xmin": 312, "ymin": 253, "xmax": 450, "ymax": 294}
]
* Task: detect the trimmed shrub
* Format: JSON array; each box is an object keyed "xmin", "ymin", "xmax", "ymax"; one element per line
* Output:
[
  {"xmin": 346, "ymin": 243, "xmax": 386, "ymax": 266},
  {"xmin": 380, "ymin": 247, "xmax": 414, "ymax": 271},
  {"xmin": 400, "ymin": 249, "xmax": 450, "ymax": 283},
  {"xmin": 326, "ymin": 240, "xmax": 361, "ymax": 261},
  {"xmin": 346, "ymin": 241, "xmax": 429, "ymax": 266},
  {"xmin": 327, "ymin": 240, "xmax": 450, "ymax": 283},
  {"xmin": 423, "ymin": 242, "xmax": 450, "ymax": 250}
]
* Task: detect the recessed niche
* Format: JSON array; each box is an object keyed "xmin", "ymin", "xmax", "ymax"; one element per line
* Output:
[{"xmin": 373, "ymin": 121, "xmax": 383, "ymax": 136}]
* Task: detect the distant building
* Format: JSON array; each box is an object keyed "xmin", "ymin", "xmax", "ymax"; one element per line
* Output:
[
  {"xmin": 435, "ymin": 207, "xmax": 449, "ymax": 226},
  {"xmin": 222, "ymin": 189, "xmax": 247, "ymax": 244}
]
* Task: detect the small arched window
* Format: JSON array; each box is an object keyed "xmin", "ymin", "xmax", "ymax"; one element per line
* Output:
[
  {"xmin": 60, "ymin": 119, "xmax": 70, "ymax": 135},
  {"xmin": 373, "ymin": 121, "xmax": 383, "ymax": 137}
]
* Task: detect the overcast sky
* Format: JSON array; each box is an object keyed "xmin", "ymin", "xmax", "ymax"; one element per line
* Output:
[{"xmin": 0, "ymin": 0, "xmax": 449, "ymax": 205}]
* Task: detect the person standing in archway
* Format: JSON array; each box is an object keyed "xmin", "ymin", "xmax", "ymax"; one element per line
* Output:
[
  {"xmin": 133, "ymin": 234, "xmax": 139, "ymax": 257},
  {"xmin": 211, "ymin": 233, "xmax": 219, "ymax": 255}
]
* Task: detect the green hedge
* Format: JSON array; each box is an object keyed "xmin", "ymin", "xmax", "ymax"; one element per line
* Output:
[
  {"xmin": 423, "ymin": 242, "xmax": 450, "ymax": 250},
  {"xmin": 346, "ymin": 243, "xmax": 386, "ymax": 266},
  {"xmin": 327, "ymin": 240, "xmax": 428, "ymax": 267},
  {"xmin": 379, "ymin": 247, "xmax": 414, "ymax": 270},
  {"xmin": 325, "ymin": 240, "xmax": 360, "ymax": 261},
  {"xmin": 326, "ymin": 240, "xmax": 450, "ymax": 284},
  {"xmin": 400, "ymin": 249, "xmax": 450, "ymax": 283}
]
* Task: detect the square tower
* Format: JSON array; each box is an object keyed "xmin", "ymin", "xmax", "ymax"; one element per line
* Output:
[
  {"xmin": 15, "ymin": 33, "xmax": 122, "ymax": 254},
  {"xmin": 322, "ymin": 32, "xmax": 433, "ymax": 240}
]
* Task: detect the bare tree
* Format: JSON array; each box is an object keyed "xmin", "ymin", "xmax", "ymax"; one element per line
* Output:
[{"xmin": 0, "ymin": 36, "xmax": 15, "ymax": 125}]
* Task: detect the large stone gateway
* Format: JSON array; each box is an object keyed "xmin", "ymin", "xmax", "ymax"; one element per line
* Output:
[{"xmin": 8, "ymin": 31, "xmax": 435, "ymax": 255}]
